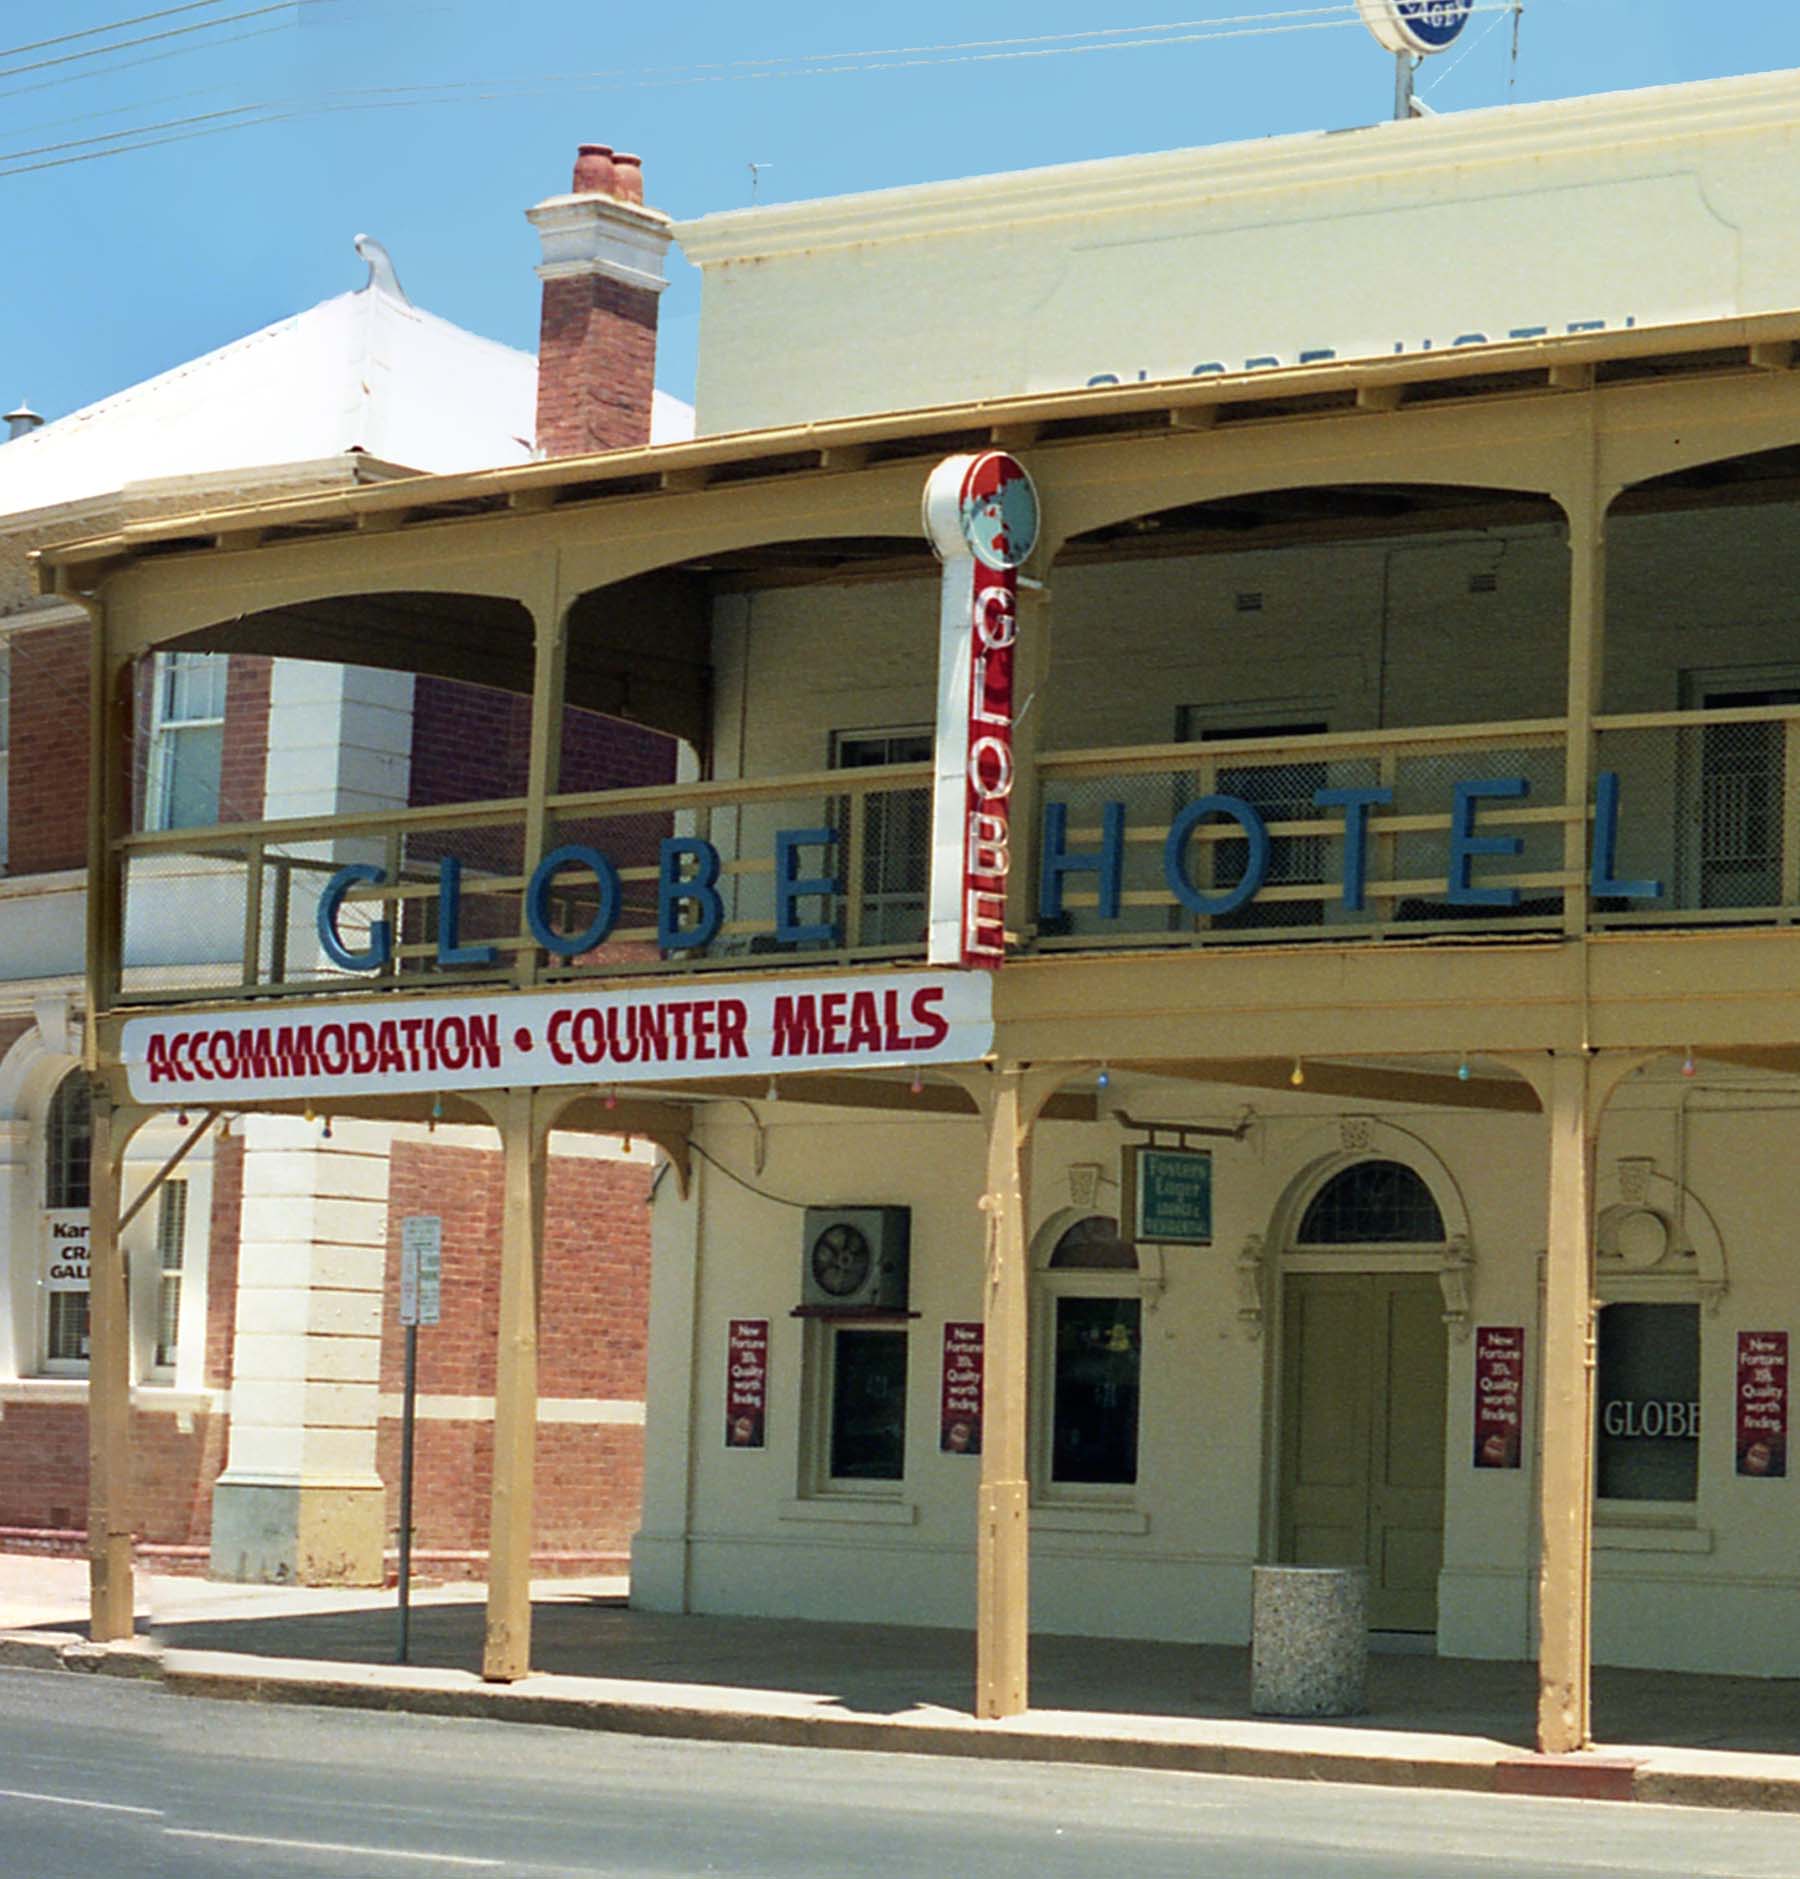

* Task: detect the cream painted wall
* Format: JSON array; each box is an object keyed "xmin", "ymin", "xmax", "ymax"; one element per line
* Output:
[
  {"xmin": 639, "ymin": 1066, "xmax": 1800, "ymax": 1673},
  {"xmin": 679, "ymin": 72, "xmax": 1800, "ymax": 434}
]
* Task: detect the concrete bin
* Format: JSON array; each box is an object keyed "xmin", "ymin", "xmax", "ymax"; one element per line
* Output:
[{"xmin": 1250, "ymin": 1565, "xmax": 1368, "ymax": 1717}]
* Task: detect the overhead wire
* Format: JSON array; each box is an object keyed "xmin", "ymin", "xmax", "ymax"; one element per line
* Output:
[
  {"xmin": 0, "ymin": 3, "xmax": 1537, "ymax": 180},
  {"xmin": 0, "ymin": 0, "xmax": 238, "ymax": 63},
  {"xmin": 0, "ymin": 1, "xmax": 321, "ymax": 86}
]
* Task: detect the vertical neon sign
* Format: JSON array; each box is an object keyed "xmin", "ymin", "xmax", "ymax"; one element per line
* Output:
[{"xmin": 923, "ymin": 451, "xmax": 1041, "ymax": 969}]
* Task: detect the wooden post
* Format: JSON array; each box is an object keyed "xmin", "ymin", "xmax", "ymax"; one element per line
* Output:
[
  {"xmin": 482, "ymin": 1088, "xmax": 547, "ymax": 1681},
  {"xmin": 1561, "ymin": 420, "xmax": 1610, "ymax": 939},
  {"xmin": 1537, "ymin": 1050, "xmax": 1598, "ymax": 1754},
  {"xmin": 516, "ymin": 566, "xmax": 567, "ymax": 991},
  {"xmin": 976, "ymin": 1068, "xmax": 1032, "ymax": 1720},
  {"xmin": 86, "ymin": 1085, "xmax": 134, "ymax": 1643}
]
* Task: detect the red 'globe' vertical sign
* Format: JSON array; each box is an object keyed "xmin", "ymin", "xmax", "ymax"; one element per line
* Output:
[{"xmin": 923, "ymin": 451, "xmax": 1041, "ymax": 969}]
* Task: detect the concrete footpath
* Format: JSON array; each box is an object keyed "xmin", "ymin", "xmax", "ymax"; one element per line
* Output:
[{"xmin": 4, "ymin": 1555, "xmax": 1799, "ymax": 1815}]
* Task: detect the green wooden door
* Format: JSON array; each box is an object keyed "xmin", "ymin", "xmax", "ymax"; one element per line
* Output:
[{"xmin": 1279, "ymin": 1272, "xmax": 1447, "ymax": 1632}]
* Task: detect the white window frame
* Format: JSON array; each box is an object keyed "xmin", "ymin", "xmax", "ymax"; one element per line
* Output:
[
  {"xmin": 830, "ymin": 723, "xmax": 932, "ymax": 952},
  {"xmin": 145, "ymin": 650, "xmax": 228, "ymax": 832},
  {"xmin": 39, "ymin": 1071, "xmax": 92, "ymax": 1377},
  {"xmin": 1678, "ymin": 663, "xmax": 1800, "ymax": 914},
  {"xmin": 798, "ymin": 1317, "xmax": 911, "ymax": 1502},
  {"xmin": 1030, "ymin": 1212, "xmax": 1160, "ymax": 1510}
]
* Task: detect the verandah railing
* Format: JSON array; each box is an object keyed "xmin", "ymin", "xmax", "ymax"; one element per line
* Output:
[{"xmin": 104, "ymin": 706, "xmax": 1800, "ymax": 1007}]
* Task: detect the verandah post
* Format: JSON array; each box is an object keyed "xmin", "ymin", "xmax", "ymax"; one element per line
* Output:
[{"xmin": 482, "ymin": 1087, "xmax": 548, "ymax": 1681}]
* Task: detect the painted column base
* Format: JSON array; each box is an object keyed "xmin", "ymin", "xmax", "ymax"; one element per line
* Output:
[{"xmin": 209, "ymin": 1478, "xmax": 386, "ymax": 1586}]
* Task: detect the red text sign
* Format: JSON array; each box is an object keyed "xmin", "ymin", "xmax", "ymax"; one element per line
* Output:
[
  {"xmin": 924, "ymin": 451, "xmax": 1040, "ymax": 970},
  {"xmin": 940, "ymin": 1321, "xmax": 984, "ymax": 1455},
  {"xmin": 1737, "ymin": 1331, "xmax": 1788, "ymax": 1478},
  {"xmin": 1474, "ymin": 1325, "xmax": 1524, "ymax": 1469},
  {"xmin": 726, "ymin": 1318, "xmax": 769, "ymax": 1450}
]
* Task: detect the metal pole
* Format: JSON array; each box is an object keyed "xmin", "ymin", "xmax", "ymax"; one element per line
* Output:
[
  {"xmin": 397, "ymin": 1321, "xmax": 418, "ymax": 1664},
  {"xmin": 1394, "ymin": 51, "xmax": 1415, "ymax": 120}
]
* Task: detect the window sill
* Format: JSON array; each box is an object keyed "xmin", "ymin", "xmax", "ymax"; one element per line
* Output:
[
  {"xmin": 780, "ymin": 1497, "xmax": 918, "ymax": 1526},
  {"xmin": 1032, "ymin": 1505, "xmax": 1150, "ymax": 1535},
  {"xmin": 1594, "ymin": 1519, "xmax": 1713, "ymax": 1555},
  {"xmin": 0, "ymin": 1380, "xmax": 224, "ymax": 1417}
]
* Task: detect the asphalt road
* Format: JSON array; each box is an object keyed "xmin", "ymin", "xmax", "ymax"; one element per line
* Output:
[{"xmin": 4, "ymin": 1668, "xmax": 1798, "ymax": 1879}]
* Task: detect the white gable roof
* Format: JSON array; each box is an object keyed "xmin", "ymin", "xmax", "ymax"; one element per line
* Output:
[{"xmin": 0, "ymin": 259, "xmax": 694, "ymax": 522}]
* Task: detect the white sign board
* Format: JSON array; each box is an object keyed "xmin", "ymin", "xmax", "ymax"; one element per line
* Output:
[
  {"xmin": 42, "ymin": 1209, "xmax": 90, "ymax": 1292},
  {"xmin": 400, "ymin": 1215, "xmax": 442, "ymax": 1328},
  {"xmin": 120, "ymin": 969, "xmax": 993, "ymax": 1104}
]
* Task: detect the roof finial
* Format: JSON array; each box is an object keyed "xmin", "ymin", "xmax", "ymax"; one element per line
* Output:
[
  {"xmin": 353, "ymin": 234, "xmax": 409, "ymax": 304},
  {"xmin": 3, "ymin": 400, "xmax": 43, "ymax": 440}
]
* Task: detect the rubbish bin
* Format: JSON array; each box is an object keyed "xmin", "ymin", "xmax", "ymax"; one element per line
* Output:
[{"xmin": 1250, "ymin": 1565, "xmax": 1368, "ymax": 1717}]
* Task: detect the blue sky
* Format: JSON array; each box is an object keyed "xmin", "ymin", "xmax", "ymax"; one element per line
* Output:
[{"xmin": 4, "ymin": 1, "xmax": 1793, "ymax": 422}]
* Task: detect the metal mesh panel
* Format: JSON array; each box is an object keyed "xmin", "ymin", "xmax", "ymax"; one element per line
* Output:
[
  {"xmin": 1595, "ymin": 714, "xmax": 1800, "ymax": 916},
  {"xmin": 118, "ymin": 849, "xmax": 254, "ymax": 995}
]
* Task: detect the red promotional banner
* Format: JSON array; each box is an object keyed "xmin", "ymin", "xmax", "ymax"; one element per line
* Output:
[
  {"xmin": 940, "ymin": 1321, "xmax": 984, "ymax": 1455},
  {"xmin": 1737, "ymin": 1331, "xmax": 1788, "ymax": 1478},
  {"xmin": 1474, "ymin": 1325, "xmax": 1525, "ymax": 1469},
  {"xmin": 726, "ymin": 1319, "xmax": 769, "ymax": 1450}
]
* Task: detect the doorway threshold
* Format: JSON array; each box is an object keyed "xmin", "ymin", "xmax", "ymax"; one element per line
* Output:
[{"xmin": 1369, "ymin": 1630, "xmax": 1437, "ymax": 1656}]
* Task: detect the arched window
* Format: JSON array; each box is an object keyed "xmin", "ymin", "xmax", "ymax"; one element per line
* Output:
[
  {"xmin": 1297, "ymin": 1159, "xmax": 1444, "ymax": 1246},
  {"xmin": 1039, "ymin": 1215, "xmax": 1141, "ymax": 1489},
  {"xmin": 43, "ymin": 1071, "xmax": 92, "ymax": 1369},
  {"xmin": 45, "ymin": 1072, "xmax": 91, "ymax": 1209}
]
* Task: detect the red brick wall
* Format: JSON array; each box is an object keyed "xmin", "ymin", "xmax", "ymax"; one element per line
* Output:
[
  {"xmin": 408, "ymin": 680, "xmax": 676, "ymax": 810},
  {"xmin": 537, "ymin": 273, "xmax": 660, "ymax": 459},
  {"xmin": 0, "ymin": 1403, "xmax": 223, "ymax": 1549},
  {"xmin": 378, "ymin": 1140, "xmax": 651, "ymax": 1571},
  {"xmin": 216, "ymin": 656, "xmax": 272, "ymax": 826},
  {"xmin": 8, "ymin": 622, "xmax": 89, "ymax": 874}
]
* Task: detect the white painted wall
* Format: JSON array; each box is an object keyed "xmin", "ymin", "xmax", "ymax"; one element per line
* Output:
[{"xmin": 642, "ymin": 1066, "xmax": 1800, "ymax": 1674}]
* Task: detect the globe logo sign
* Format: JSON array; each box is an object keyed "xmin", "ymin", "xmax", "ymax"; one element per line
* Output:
[{"xmin": 1358, "ymin": 0, "xmax": 1474, "ymax": 55}]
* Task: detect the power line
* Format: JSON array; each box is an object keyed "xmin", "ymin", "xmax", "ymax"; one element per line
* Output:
[
  {"xmin": 0, "ymin": 20, "xmax": 295, "ymax": 107},
  {"xmin": 0, "ymin": 0, "xmax": 235, "ymax": 64},
  {"xmin": 0, "ymin": 3, "xmax": 1541, "ymax": 181},
  {"xmin": 0, "ymin": 0, "xmax": 316, "ymax": 86}
]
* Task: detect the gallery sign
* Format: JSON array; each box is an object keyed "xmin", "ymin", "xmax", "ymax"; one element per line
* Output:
[
  {"xmin": 923, "ymin": 450, "xmax": 1040, "ymax": 970},
  {"xmin": 120, "ymin": 969, "xmax": 993, "ymax": 1104},
  {"xmin": 1473, "ymin": 1325, "xmax": 1524, "ymax": 1470},
  {"xmin": 1737, "ymin": 1331, "xmax": 1788, "ymax": 1479},
  {"xmin": 42, "ymin": 1210, "xmax": 90, "ymax": 1291},
  {"xmin": 1127, "ymin": 1147, "xmax": 1213, "ymax": 1247}
]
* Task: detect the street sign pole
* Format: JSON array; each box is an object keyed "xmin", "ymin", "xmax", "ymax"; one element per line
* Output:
[
  {"xmin": 396, "ymin": 1215, "xmax": 442, "ymax": 1666},
  {"xmin": 397, "ymin": 1319, "xmax": 418, "ymax": 1664}
]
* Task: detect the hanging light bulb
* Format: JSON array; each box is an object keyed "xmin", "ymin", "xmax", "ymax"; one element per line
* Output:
[
  {"xmin": 1682, "ymin": 1049, "xmax": 1697, "ymax": 1079},
  {"xmin": 428, "ymin": 1092, "xmax": 442, "ymax": 1134},
  {"xmin": 1095, "ymin": 1065, "xmax": 1111, "ymax": 1090},
  {"xmin": 303, "ymin": 1102, "xmax": 316, "ymax": 1124},
  {"xmin": 604, "ymin": 1086, "xmax": 618, "ymax": 1110},
  {"xmin": 1457, "ymin": 1057, "xmax": 1471, "ymax": 1083},
  {"xmin": 766, "ymin": 1076, "xmax": 779, "ymax": 1101},
  {"xmin": 321, "ymin": 1114, "xmax": 333, "ymax": 1140},
  {"xmin": 909, "ymin": 1068, "xmax": 924, "ymax": 1095},
  {"xmin": 176, "ymin": 1110, "xmax": 190, "ymax": 1127},
  {"xmin": 1290, "ymin": 1059, "xmax": 1305, "ymax": 1088},
  {"xmin": 216, "ymin": 1115, "xmax": 231, "ymax": 1140},
  {"xmin": 622, "ymin": 1135, "xmax": 634, "ymax": 1154}
]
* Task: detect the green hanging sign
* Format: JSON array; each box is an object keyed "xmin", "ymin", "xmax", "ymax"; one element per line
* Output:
[{"xmin": 1128, "ymin": 1146, "xmax": 1213, "ymax": 1246}]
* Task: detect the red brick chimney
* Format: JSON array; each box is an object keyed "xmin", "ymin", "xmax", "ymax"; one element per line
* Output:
[{"xmin": 527, "ymin": 144, "xmax": 673, "ymax": 457}]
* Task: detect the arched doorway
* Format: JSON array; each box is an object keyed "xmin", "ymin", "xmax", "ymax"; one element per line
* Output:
[{"xmin": 1277, "ymin": 1158, "xmax": 1450, "ymax": 1633}]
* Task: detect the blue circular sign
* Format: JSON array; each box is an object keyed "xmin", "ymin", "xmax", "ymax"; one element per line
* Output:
[{"xmin": 1358, "ymin": 0, "xmax": 1473, "ymax": 55}]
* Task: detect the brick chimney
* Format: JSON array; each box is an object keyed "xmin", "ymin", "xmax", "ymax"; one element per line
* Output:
[{"xmin": 527, "ymin": 144, "xmax": 673, "ymax": 457}]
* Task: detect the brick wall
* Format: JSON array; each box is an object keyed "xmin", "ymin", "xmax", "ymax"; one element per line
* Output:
[
  {"xmin": 8, "ymin": 621, "xmax": 89, "ymax": 873},
  {"xmin": 0, "ymin": 1403, "xmax": 223, "ymax": 1550},
  {"xmin": 216, "ymin": 656, "xmax": 272, "ymax": 825},
  {"xmin": 409, "ymin": 680, "xmax": 676, "ymax": 810},
  {"xmin": 537, "ymin": 273, "xmax": 660, "ymax": 459},
  {"xmin": 378, "ymin": 1140, "xmax": 652, "ymax": 1572}
]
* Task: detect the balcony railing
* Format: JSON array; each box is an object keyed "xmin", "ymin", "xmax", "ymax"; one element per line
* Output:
[{"xmin": 103, "ymin": 708, "xmax": 1800, "ymax": 1010}]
